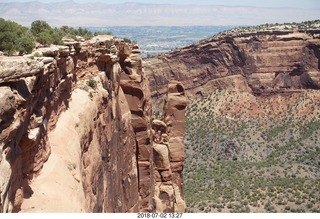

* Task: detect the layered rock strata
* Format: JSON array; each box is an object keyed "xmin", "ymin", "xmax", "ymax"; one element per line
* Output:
[
  {"xmin": 0, "ymin": 53, "xmax": 74, "ymax": 212},
  {"xmin": 152, "ymin": 81, "xmax": 187, "ymax": 213},
  {"xmin": 144, "ymin": 29, "xmax": 320, "ymax": 105},
  {"xmin": 0, "ymin": 35, "xmax": 186, "ymax": 212},
  {"xmin": 120, "ymin": 47, "xmax": 155, "ymax": 212}
]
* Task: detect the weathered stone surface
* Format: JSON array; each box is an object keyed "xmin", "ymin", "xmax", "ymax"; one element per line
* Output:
[
  {"xmin": 170, "ymin": 162, "xmax": 184, "ymax": 172},
  {"xmin": 120, "ymin": 44, "xmax": 143, "ymax": 81},
  {"xmin": 134, "ymin": 131, "xmax": 151, "ymax": 162},
  {"xmin": 152, "ymin": 81, "xmax": 187, "ymax": 213},
  {"xmin": 37, "ymin": 46, "xmax": 59, "ymax": 57},
  {"xmin": 0, "ymin": 35, "xmax": 185, "ymax": 213},
  {"xmin": 131, "ymin": 114, "xmax": 148, "ymax": 132},
  {"xmin": 153, "ymin": 144, "xmax": 170, "ymax": 170},
  {"xmin": 172, "ymin": 185, "xmax": 186, "ymax": 213},
  {"xmin": 144, "ymin": 29, "xmax": 320, "ymax": 102},
  {"xmin": 0, "ymin": 51, "xmax": 79, "ymax": 212},
  {"xmin": 0, "ymin": 36, "xmax": 143, "ymax": 213},
  {"xmin": 154, "ymin": 170, "xmax": 162, "ymax": 182},
  {"xmin": 167, "ymin": 137, "xmax": 184, "ymax": 162},
  {"xmin": 152, "ymin": 119, "xmax": 167, "ymax": 144},
  {"xmin": 89, "ymin": 35, "xmax": 114, "ymax": 45},
  {"xmin": 121, "ymin": 80, "xmax": 145, "ymax": 112},
  {"xmin": 152, "ymin": 120, "xmax": 167, "ymax": 131},
  {"xmin": 120, "ymin": 46, "xmax": 156, "ymax": 212},
  {"xmin": 154, "ymin": 183, "xmax": 175, "ymax": 213},
  {"xmin": 163, "ymin": 82, "xmax": 187, "ymax": 140},
  {"xmin": 0, "ymin": 87, "xmax": 15, "ymax": 127},
  {"xmin": 0, "ymin": 149, "xmax": 11, "ymax": 212},
  {"xmin": 0, "ymin": 57, "xmax": 44, "ymax": 83},
  {"xmin": 160, "ymin": 170, "xmax": 172, "ymax": 182}
]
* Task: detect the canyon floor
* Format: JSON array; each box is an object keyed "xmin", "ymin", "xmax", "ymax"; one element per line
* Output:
[{"xmin": 184, "ymin": 90, "xmax": 320, "ymax": 213}]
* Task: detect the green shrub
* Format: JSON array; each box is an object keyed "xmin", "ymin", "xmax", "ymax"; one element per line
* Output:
[
  {"xmin": 87, "ymin": 77, "xmax": 97, "ymax": 89},
  {"xmin": 17, "ymin": 36, "xmax": 35, "ymax": 55},
  {"xmin": 88, "ymin": 92, "xmax": 93, "ymax": 99},
  {"xmin": 306, "ymin": 203, "xmax": 313, "ymax": 209},
  {"xmin": 0, "ymin": 18, "xmax": 35, "ymax": 55},
  {"xmin": 31, "ymin": 20, "xmax": 51, "ymax": 36},
  {"xmin": 123, "ymin": 38, "xmax": 132, "ymax": 43},
  {"xmin": 30, "ymin": 52, "xmax": 42, "ymax": 59},
  {"xmin": 0, "ymin": 18, "xmax": 95, "ymax": 55}
]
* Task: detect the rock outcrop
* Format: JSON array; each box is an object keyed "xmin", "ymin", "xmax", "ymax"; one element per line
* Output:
[
  {"xmin": 144, "ymin": 29, "xmax": 320, "ymax": 105},
  {"xmin": 0, "ymin": 52, "xmax": 74, "ymax": 212},
  {"xmin": 152, "ymin": 81, "xmax": 187, "ymax": 213},
  {"xmin": 120, "ymin": 46, "xmax": 155, "ymax": 212},
  {"xmin": 0, "ymin": 35, "xmax": 186, "ymax": 212}
]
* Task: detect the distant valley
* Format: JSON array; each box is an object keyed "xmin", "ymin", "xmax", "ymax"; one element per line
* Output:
[{"xmin": 88, "ymin": 26, "xmax": 233, "ymax": 57}]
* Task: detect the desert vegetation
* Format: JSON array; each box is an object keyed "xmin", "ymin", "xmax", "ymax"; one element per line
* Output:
[
  {"xmin": 0, "ymin": 18, "xmax": 99, "ymax": 55},
  {"xmin": 184, "ymin": 89, "xmax": 320, "ymax": 213},
  {"xmin": 207, "ymin": 20, "xmax": 320, "ymax": 42}
]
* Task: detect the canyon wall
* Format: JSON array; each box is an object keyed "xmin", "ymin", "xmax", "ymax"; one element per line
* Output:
[
  {"xmin": 152, "ymin": 81, "xmax": 186, "ymax": 212},
  {"xmin": 144, "ymin": 29, "xmax": 320, "ymax": 107},
  {"xmin": 0, "ymin": 36, "xmax": 186, "ymax": 212}
]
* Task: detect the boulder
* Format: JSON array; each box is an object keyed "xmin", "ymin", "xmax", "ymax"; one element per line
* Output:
[
  {"xmin": 153, "ymin": 144, "xmax": 170, "ymax": 170},
  {"xmin": 0, "ymin": 57, "xmax": 44, "ymax": 83}
]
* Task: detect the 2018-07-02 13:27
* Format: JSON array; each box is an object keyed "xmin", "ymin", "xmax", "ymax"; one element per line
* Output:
[{"xmin": 137, "ymin": 213, "xmax": 183, "ymax": 218}]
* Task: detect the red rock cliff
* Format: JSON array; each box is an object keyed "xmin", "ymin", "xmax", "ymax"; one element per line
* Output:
[
  {"xmin": 144, "ymin": 28, "xmax": 320, "ymax": 105},
  {"xmin": 152, "ymin": 81, "xmax": 186, "ymax": 212},
  {"xmin": 0, "ymin": 36, "xmax": 186, "ymax": 212}
]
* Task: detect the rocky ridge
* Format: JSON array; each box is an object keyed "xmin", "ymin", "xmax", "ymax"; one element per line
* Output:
[
  {"xmin": 141, "ymin": 21, "xmax": 320, "ymax": 213},
  {"xmin": 0, "ymin": 35, "xmax": 186, "ymax": 212},
  {"xmin": 144, "ymin": 23, "xmax": 320, "ymax": 110}
]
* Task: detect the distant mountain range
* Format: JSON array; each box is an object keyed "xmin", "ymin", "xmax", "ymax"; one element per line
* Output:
[{"xmin": 1, "ymin": 1, "xmax": 319, "ymax": 27}]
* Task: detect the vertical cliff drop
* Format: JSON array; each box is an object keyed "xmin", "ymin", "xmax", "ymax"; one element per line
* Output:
[
  {"xmin": 119, "ymin": 45, "xmax": 188, "ymax": 212},
  {"xmin": 120, "ymin": 45, "xmax": 155, "ymax": 212},
  {"xmin": 152, "ymin": 81, "xmax": 187, "ymax": 212},
  {"xmin": 0, "ymin": 36, "xmax": 186, "ymax": 213}
]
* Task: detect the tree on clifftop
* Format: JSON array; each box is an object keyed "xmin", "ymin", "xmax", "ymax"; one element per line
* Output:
[
  {"xmin": 31, "ymin": 20, "xmax": 62, "ymax": 46},
  {"xmin": 0, "ymin": 18, "xmax": 94, "ymax": 55},
  {"xmin": 0, "ymin": 18, "xmax": 35, "ymax": 55},
  {"xmin": 30, "ymin": 20, "xmax": 51, "ymax": 35},
  {"xmin": 16, "ymin": 31, "xmax": 35, "ymax": 55}
]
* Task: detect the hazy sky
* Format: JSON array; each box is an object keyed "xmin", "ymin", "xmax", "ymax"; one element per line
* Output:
[
  {"xmin": 1, "ymin": 0, "xmax": 320, "ymax": 9},
  {"xmin": 1, "ymin": 0, "xmax": 319, "ymax": 26}
]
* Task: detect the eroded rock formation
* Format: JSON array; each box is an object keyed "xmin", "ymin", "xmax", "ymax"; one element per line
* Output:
[
  {"xmin": 120, "ymin": 47, "xmax": 155, "ymax": 212},
  {"xmin": 152, "ymin": 81, "xmax": 187, "ymax": 213},
  {"xmin": 144, "ymin": 29, "xmax": 320, "ymax": 105},
  {"xmin": 0, "ymin": 35, "xmax": 186, "ymax": 213},
  {"xmin": 0, "ymin": 53, "xmax": 73, "ymax": 212}
]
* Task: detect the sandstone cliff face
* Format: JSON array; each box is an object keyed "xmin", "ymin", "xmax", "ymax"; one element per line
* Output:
[
  {"xmin": 120, "ymin": 47, "xmax": 155, "ymax": 212},
  {"xmin": 0, "ymin": 36, "xmax": 186, "ymax": 212},
  {"xmin": 0, "ymin": 53, "xmax": 73, "ymax": 212},
  {"xmin": 152, "ymin": 81, "xmax": 186, "ymax": 213},
  {"xmin": 144, "ymin": 29, "xmax": 320, "ymax": 104}
]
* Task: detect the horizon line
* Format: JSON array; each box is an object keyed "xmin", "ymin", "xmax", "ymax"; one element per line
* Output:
[{"xmin": 1, "ymin": 1, "xmax": 320, "ymax": 10}]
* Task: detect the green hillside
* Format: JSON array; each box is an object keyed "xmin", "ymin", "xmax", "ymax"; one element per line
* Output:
[{"xmin": 184, "ymin": 90, "xmax": 320, "ymax": 213}]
